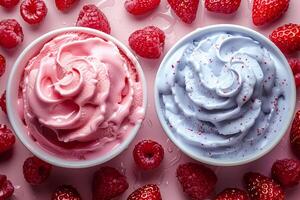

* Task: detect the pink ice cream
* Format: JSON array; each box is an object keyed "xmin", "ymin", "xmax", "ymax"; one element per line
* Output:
[{"xmin": 19, "ymin": 32, "xmax": 145, "ymax": 159}]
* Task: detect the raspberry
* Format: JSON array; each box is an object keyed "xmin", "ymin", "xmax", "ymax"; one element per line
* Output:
[
  {"xmin": 0, "ymin": 175, "xmax": 14, "ymax": 200},
  {"xmin": 215, "ymin": 188, "xmax": 249, "ymax": 200},
  {"xmin": 76, "ymin": 4, "xmax": 111, "ymax": 34},
  {"xmin": 288, "ymin": 58, "xmax": 300, "ymax": 87},
  {"xmin": 0, "ymin": 125, "xmax": 15, "ymax": 154},
  {"xmin": 205, "ymin": 0, "xmax": 241, "ymax": 14},
  {"xmin": 127, "ymin": 184, "xmax": 162, "ymax": 200},
  {"xmin": 20, "ymin": 0, "xmax": 47, "ymax": 25},
  {"xmin": 133, "ymin": 140, "xmax": 164, "ymax": 170},
  {"xmin": 23, "ymin": 156, "xmax": 52, "ymax": 185},
  {"xmin": 177, "ymin": 162, "xmax": 217, "ymax": 200},
  {"xmin": 93, "ymin": 166, "xmax": 129, "ymax": 200},
  {"xmin": 0, "ymin": 55, "xmax": 5, "ymax": 78},
  {"xmin": 290, "ymin": 110, "xmax": 300, "ymax": 158},
  {"xmin": 0, "ymin": 0, "xmax": 19, "ymax": 8},
  {"xmin": 0, "ymin": 91, "xmax": 6, "ymax": 114},
  {"xmin": 52, "ymin": 185, "xmax": 81, "ymax": 200},
  {"xmin": 125, "ymin": 0, "xmax": 160, "ymax": 15},
  {"xmin": 168, "ymin": 0, "xmax": 199, "ymax": 24},
  {"xmin": 129, "ymin": 26, "xmax": 165, "ymax": 59},
  {"xmin": 55, "ymin": 0, "xmax": 77, "ymax": 11},
  {"xmin": 0, "ymin": 19, "xmax": 24, "ymax": 48},
  {"xmin": 272, "ymin": 159, "xmax": 300, "ymax": 188}
]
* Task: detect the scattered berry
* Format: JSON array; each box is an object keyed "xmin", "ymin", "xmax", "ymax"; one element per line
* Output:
[
  {"xmin": 290, "ymin": 110, "xmax": 300, "ymax": 159},
  {"xmin": 0, "ymin": 19, "xmax": 24, "ymax": 48},
  {"xmin": 93, "ymin": 166, "xmax": 129, "ymax": 200},
  {"xmin": 129, "ymin": 26, "xmax": 165, "ymax": 59},
  {"xmin": 244, "ymin": 172, "xmax": 285, "ymax": 200},
  {"xmin": 133, "ymin": 139, "xmax": 164, "ymax": 170},
  {"xmin": 215, "ymin": 188, "xmax": 249, "ymax": 200},
  {"xmin": 0, "ymin": 91, "xmax": 6, "ymax": 114},
  {"xmin": 55, "ymin": 0, "xmax": 77, "ymax": 11},
  {"xmin": 177, "ymin": 162, "xmax": 217, "ymax": 200},
  {"xmin": 0, "ymin": 0, "xmax": 19, "ymax": 8},
  {"xmin": 288, "ymin": 58, "xmax": 300, "ymax": 87},
  {"xmin": 205, "ymin": 0, "xmax": 241, "ymax": 14},
  {"xmin": 127, "ymin": 184, "xmax": 162, "ymax": 200},
  {"xmin": 76, "ymin": 4, "xmax": 111, "ymax": 34},
  {"xmin": 125, "ymin": 0, "xmax": 160, "ymax": 15},
  {"xmin": 20, "ymin": 0, "xmax": 47, "ymax": 25},
  {"xmin": 0, "ymin": 124, "xmax": 15, "ymax": 154},
  {"xmin": 0, "ymin": 55, "xmax": 5, "ymax": 78},
  {"xmin": 52, "ymin": 185, "xmax": 81, "ymax": 200},
  {"xmin": 0, "ymin": 175, "xmax": 14, "ymax": 200},
  {"xmin": 23, "ymin": 156, "xmax": 52, "ymax": 185},
  {"xmin": 168, "ymin": 0, "xmax": 199, "ymax": 24},
  {"xmin": 252, "ymin": 0, "xmax": 289, "ymax": 26},
  {"xmin": 272, "ymin": 159, "xmax": 300, "ymax": 188}
]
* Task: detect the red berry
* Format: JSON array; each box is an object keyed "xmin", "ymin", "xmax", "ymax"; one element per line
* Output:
[
  {"xmin": 125, "ymin": 0, "xmax": 160, "ymax": 15},
  {"xmin": 0, "ymin": 19, "xmax": 24, "ymax": 48},
  {"xmin": 127, "ymin": 184, "xmax": 162, "ymax": 200},
  {"xmin": 129, "ymin": 26, "xmax": 165, "ymax": 59},
  {"xmin": 133, "ymin": 139, "xmax": 164, "ymax": 170},
  {"xmin": 177, "ymin": 162, "xmax": 217, "ymax": 200},
  {"xmin": 270, "ymin": 23, "xmax": 300, "ymax": 54},
  {"xmin": 52, "ymin": 185, "xmax": 81, "ymax": 200},
  {"xmin": 272, "ymin": 159, "xmax": 300, "ymax": 188},
  {"xmin": 168, "ymin": 0, "xmax": 199, "ymax": 24},
  {"xmin": 0, "ymin": 175, "xmax": 14, "ymax": 200},
  {"xmin": 76, "ymin": 4, "xmax": 111, "ymax": 34},
  {"xmin": 244, "ymin": 172, "xmax": 285, "ymax": 200},
  {"xmin": 288, "ymin": 58, "xmax": 300, "ymax": 87},
  {"xmin": 55, "ymin": 0, "xmax": 77, "ymax": 11},
  {"xmin": 0, "ymin": 124, "xmax": 15, "ymax": 154},
  {"xmin": 0, "ymin": 91, "xmax": 6, "ymax": 114},
  {"xmin": 215, "ymin": 188, "xmax": 249, "ymax": 200},
  {"xmin": 23, "ymin": 156, "xmax": 52, "ymax": 185},
  {"xmin": 252, "ymin": 0, "xmax": 289, "ymax": 26},
  {"xmin": 93, "ymin": 166, "xmax": 129, "ymax": 200},
  {"xmin": 0, "ymin": 0, "xmax": 19, "ymax": 8},
  {"xmin": 20, "ymin": 0, "xmax": 47, "ymax": 25},
  {"xmin": 0, "ymin": 55, "xmax": 5, "ymax": 78},
  {"xmin": 290, "ymin": 111, "xmax": 300, "ymax": 158},
  {"xmin": 205, "ymin": 0, "xmax": 241, "ymax": 14}
]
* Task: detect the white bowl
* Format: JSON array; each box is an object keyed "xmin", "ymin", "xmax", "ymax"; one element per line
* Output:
[
  {"xmin": 155, "ymin": 24, "xmax": 296, "ymax": 166},
  {"xmin": 6, "ymin": 27, "xmax": 147, "ymax": 168}
]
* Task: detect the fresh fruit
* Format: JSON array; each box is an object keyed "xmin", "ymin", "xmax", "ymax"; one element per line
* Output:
[
  {"xmin": 290, "ymin": 110, "xmax": 300, "ymax": 158},
  {"xmin": 205, "ymin": 0, "xmax": 241, "ymax": 14},
  {"xmin": 20, "ymin": 0, "xmax": 47, "ymax": 25},
  {"xmin": 272, "ymin": 159, "xmax": 300, "ymax": 187},
  {"xmin": 0, "ymin": 91, "xmax": 6, "ymax": 114},
  {"xmin": 244, "ymin": 172, "xmax": 285, "ymax": 200},
  {"xmin": 0, "ymin": 124, "xmax": 15, "ymax": 154},
  {"xmin": 177, "ymin": 162, "xmax": 217, "ymax": 200},
  {"xmin": 76, "ymin": 4, "xmax": 111, "ymax": 34},
  {"xmin": 133, "ymin": 139, "xmax": 164, "ymax": 170},
  {"xmin": 93, "ymin": 166, "xmax": 129, "ymax": 200},
  {"xmin": 125, "ymin": 0, "xmax": 160, "ymax": 15},
  {"xmin": 129, "ymin": 26, "xmax": 165, "ymax": 59},
  {"xmin": 0, "ymin": 55, "xmax": 5, "ymax": 78},
  {"xmin": 215, "ymin": 188, "xmax": 249, "ymax": 200},
  {"xmin": 52, "ymin": 185, "xmax": 81, "ymax": 200},
  {"xmin": 127, "ymin": 184, "xmax": 162, "ymax": 200},
  {"xmin": 252, "ymin": 0, "xmax": 289, "ymax": 26},
  {"xmin": 270, "ymin": 23, "xmax": 300, "ymax": 54},
  {"xmin": 0, "ymin": 19, "xmax": 24, "ymax": 48},
  {"xmin": 288, "ymin": 58, "xmax": 300, "ymax": 87},
  {"xmin": 0, "ymin": 0, "xmax": 19, "ymax": 8},
  {"xmin": 55, "ymin": 0, "xmax": 77, "ymax": 11},
  {"xmin": 167, "ymin": 0, "xmax": 199, "ymax": 24},
  {"xmin": 0, "ymin": 175, "xmax": 14, "ymax": 200},
  {"xmin": 23, "ymin": 156, "xmax": 52, "ymax": 185}
]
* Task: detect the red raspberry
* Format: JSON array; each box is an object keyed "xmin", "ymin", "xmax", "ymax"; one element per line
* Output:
[
  {"xmin": 0, "ymin": 19, "xmax": 24, "ymax": 48},
  {"xmin": 23, "ymin": 156, "xmax": 52, "ymax": 185},
  {"xmin": 205, "ymin": 0, "xmax": 241, "ymax": 14},
  {"xmin": 55, "ymin": 0, "xmax": 77, "ymax": 11},
  {"xmin": 76, "ymin": 4, "xmax": 111, "ymax": 34},
  {"xmin": 125, "ymin": 0, "xmax": 160, "ymax": 15},
  {"xmin": 215, "ymin": 188, "xmax": 249, "ymax": 200},
  {"xmin": 127, "ymin": 184, "xmax": 162, "ymax": 200},
  {"xmin": 0, "ymin": 175, "xmax": 14, "ymax": 200},
  {"xmin": 290, "ymin": 110, "xmax": 300, "ymax": 158},
  {"xmin": 0, "ymin": 125, "xmax": 15, "ymax": 154},
  {"xmin": 0, "ymin": 91, "xmax": 6, "ymax": 114},
  {"xmin": 168, "ymin": 0, "xmax": 199, "ymax": 24},
  {"xmin": 0, "ymin": 55, "xmax": 5, "ymax": 78},
  {"xmin": 93, "ymin": 166, "xmax": 129, "ymax": 200},
  {"xmin": 288, "ymin": 58, "xmax": 300, "ymax": 87},
  {"xmin": 272, "ymin": 159, "xmax": 300, "ymax": 188},
  {"xmin": 52, "ymin": 185, "xmax": 81, "ymax": 200},
  {"xmin": 129, "ymin": 26, "xmax": 165, "ymax": 59},
  {"xmin": 20, "ymin": 0, "xmax": 47, "ymax": 25},
  {"xmin": 133, "ymin": 139, "xmax": 164, "ymax": 170},
  {"xmin": 0, "ymin": 0, "xmax": 19, "ymax": 8},
  {"xmin": 177, "ymin": 162, "xmax": 217, "ymax": 200}
]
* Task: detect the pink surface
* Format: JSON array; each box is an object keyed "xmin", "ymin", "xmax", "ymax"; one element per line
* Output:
[{"xmin": 0, "ymin": 0, "xmax": 300, "ymax": 199}]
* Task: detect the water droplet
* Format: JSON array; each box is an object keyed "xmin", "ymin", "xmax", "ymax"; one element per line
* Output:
[
  {"xmin": 146, "ymin": 119, "xmax": 153, "ymax": 127},
  {"xmin": 164, "ymin": 148, "xmax": 182, "ymax": 169},
  {"xmin": 96, "ymin": 0, "xmax": 115, "ymax": 9},
  {"xmin": 151, "ymin": 7, "xmax": 176, "ymax": 34},
  {"xmin": 166, "ymin": 139, "xmax": 174, "ymax": 153},
  {"xmin": 120, "ymin": 162, "xmax": 126, "ymax": 175},
  {"xmin": 247, "ymin": 0, "xmax": 253, "ymax": 9}
]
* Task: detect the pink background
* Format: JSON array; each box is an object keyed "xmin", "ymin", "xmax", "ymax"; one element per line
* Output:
[{"xmin": 0, "ymin": 0, "xmax": 300, "ymax": 199}]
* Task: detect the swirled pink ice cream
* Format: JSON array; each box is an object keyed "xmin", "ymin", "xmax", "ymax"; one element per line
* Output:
[{"xmin": 18, "ymin": 32, "xmax": 145, "ymax": 159}]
